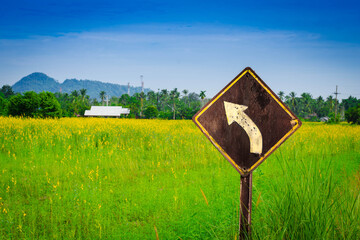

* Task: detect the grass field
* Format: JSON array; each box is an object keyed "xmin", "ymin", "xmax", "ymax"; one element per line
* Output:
[{"xmin": 0, "ymin": 117, "xmax": 359, "ymax": 239}]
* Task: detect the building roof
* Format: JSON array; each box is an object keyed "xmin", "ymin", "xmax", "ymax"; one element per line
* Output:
[{"xmin": 84, "ymin": 106, "xmax": 130, "ymax": 117}]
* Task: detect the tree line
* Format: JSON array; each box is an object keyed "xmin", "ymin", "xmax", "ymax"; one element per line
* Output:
[
  {"xmin": 1, "ymin": 84, "xmax": 359, "ymax": 123},
  {"xmin": 278, "ymin": 91, "xmax": 360, "ymax": 123},
  {"xmin": 0, "ymin": 85, "xmax": 206, "ymax": 119}
]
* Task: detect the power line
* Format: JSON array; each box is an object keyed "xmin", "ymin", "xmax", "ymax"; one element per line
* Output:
[{"xmin": 341, "ymin": 93, "xmax": 360, "ymax": 96}]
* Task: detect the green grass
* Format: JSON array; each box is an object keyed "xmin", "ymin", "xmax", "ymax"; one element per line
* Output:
[{"xmin": 0, "ymin": 118, "xmax": 359, "ymax": 239}]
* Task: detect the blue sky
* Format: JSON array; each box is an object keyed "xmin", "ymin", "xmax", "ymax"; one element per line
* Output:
[{"xmin": 0, "ymin": 0, "xmax": 359, "ymax": 99}]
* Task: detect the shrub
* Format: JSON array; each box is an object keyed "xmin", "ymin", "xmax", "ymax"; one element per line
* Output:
[
  {"xmin": 144, "ymin": 105, "xmax": 158, "ymax": 119},
  {"xmin": 345, "ymin": 104, "xmax": 360, "ymax": 124}
]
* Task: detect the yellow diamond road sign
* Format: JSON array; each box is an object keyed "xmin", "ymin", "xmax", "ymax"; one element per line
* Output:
[{"xmin": 193, "ymin": 67, "xmax": 302, "ymax": 176}]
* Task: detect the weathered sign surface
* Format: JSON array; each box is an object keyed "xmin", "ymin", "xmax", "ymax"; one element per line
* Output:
[{"xmin": 193, "ymin": 67, "xmax": 301, "ymax": 176}]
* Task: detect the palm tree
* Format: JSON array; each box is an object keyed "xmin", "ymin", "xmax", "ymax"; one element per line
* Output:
[
  {"xmin": 289, "ymin": 92, "xmax": 297, "ymax": 111},
  {"xmin": 140, "ymin": 91, "xmax": 145, "ymax": 117},
  {"xmin": 160, "ymin": 89, "xmax": 168, "ymax": 110},
  {"xmin": 316, "ymin": 96, "xmax": 324, "ymax": 104},
  {"xmin": 147, "ymin": 91, "xmax": 156, "ymax": 105},
  {"xmin": 315, "ymin": 96, "xmax": 327, "ymax": 118},
  {"xmin": 156, "ymin": 89, "xmax": 160, "ymax": 110},
  {"xmin": 99, "ymin": 91, "xmax": 106, "ymax": 106},
  {"xmin": 278, "ymin": 91, "xmax": 285, "ymax": 101},
  {"xmin": 301, "ymin": 92, "xmax": 313, "ymax": 116},
  {"xmin": 170, "ymin": 88, "xmax": 180, "ymax": 120},
  {"xmin": 199, "ymin": 91, "xmax": 206, "ymax": 107},
  {"xmin": 70, "ymin": 90, "xmax": 79, "ymax": 104},
  {"xmin": 160, "ymin": 89, "xmax": 168, "ymax": 98},
  {"xmin": 71, "ymin": 90, "xmax": 79, "ymax": 98},
  {"xmin": 182, "ymin": 89, "xmax": 189, "ymax": 107},
  {"xmin": 326, "ymin": 95, "xmax": 335, "ymax": 113},
  {"xmin": 80, "ymin": 88, "xmax": 87, "ymax": 102},
  {"xmin": 119, "ymin": 93, "xmax": 130, "ymax": 106}
]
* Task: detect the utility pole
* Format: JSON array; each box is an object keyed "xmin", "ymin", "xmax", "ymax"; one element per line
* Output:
[
  {"xmin": 127, "ymin": 82, "xmax": 130, "ymax": 95},
  {"xmin": 333, "ymin": 85, "xmax": 340, "ymax": 118}
]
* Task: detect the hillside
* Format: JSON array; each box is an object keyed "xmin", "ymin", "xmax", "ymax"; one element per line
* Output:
[
  {"xmin": 12, "ymin": 72, "xmax": 150, "ymax": 99},
  {"xmin": 12, "ymin": 72, "xmax": 61, "ymax": 93}
]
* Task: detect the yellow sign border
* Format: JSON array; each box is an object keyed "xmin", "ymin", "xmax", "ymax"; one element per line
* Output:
[{"xmin": 194, "ymin": 68, "xmax": 301, "ymax": 175}]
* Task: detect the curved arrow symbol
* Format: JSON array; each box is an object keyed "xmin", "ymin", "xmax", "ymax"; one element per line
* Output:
[{"xmin": 224, "ymin": 101, "xmax": 263, "ymax": 154}]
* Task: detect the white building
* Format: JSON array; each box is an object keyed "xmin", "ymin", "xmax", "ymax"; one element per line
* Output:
[{"xmin": 84, "ymin": 106, "xmax": 130, "ymax": 118}]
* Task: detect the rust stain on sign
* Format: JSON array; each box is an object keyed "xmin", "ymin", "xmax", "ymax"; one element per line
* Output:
[{"xmin": 193, "ymin": 67, "xmax": 301, "ymax": 176}]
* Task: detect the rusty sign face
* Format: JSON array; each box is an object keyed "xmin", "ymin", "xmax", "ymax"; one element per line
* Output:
[{"xmin": 193, "ymin": 67, "xmax": 301, "ymax": 176}]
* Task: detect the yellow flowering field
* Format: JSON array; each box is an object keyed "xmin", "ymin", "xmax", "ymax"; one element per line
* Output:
[{"xmin": 0, "ymin": 117, "xmax": 359, "ymax": 239}]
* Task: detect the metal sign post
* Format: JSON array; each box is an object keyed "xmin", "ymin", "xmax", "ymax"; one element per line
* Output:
[
  {"xmin": 192, "ymin": 67, "xmax": 301, "ymax": 238},
  {"xmin": 239, "ymin": 173, "xmax": 252, "ymax": 239}
]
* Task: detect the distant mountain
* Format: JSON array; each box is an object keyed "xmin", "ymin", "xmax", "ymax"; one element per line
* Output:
[
  {"xmin": 12, "ymin": 72, "xmax": 150, "ymax": 99},
  {"xmin": 13, "ymin": 72, "xmax": 61, "ymax": 93}
]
